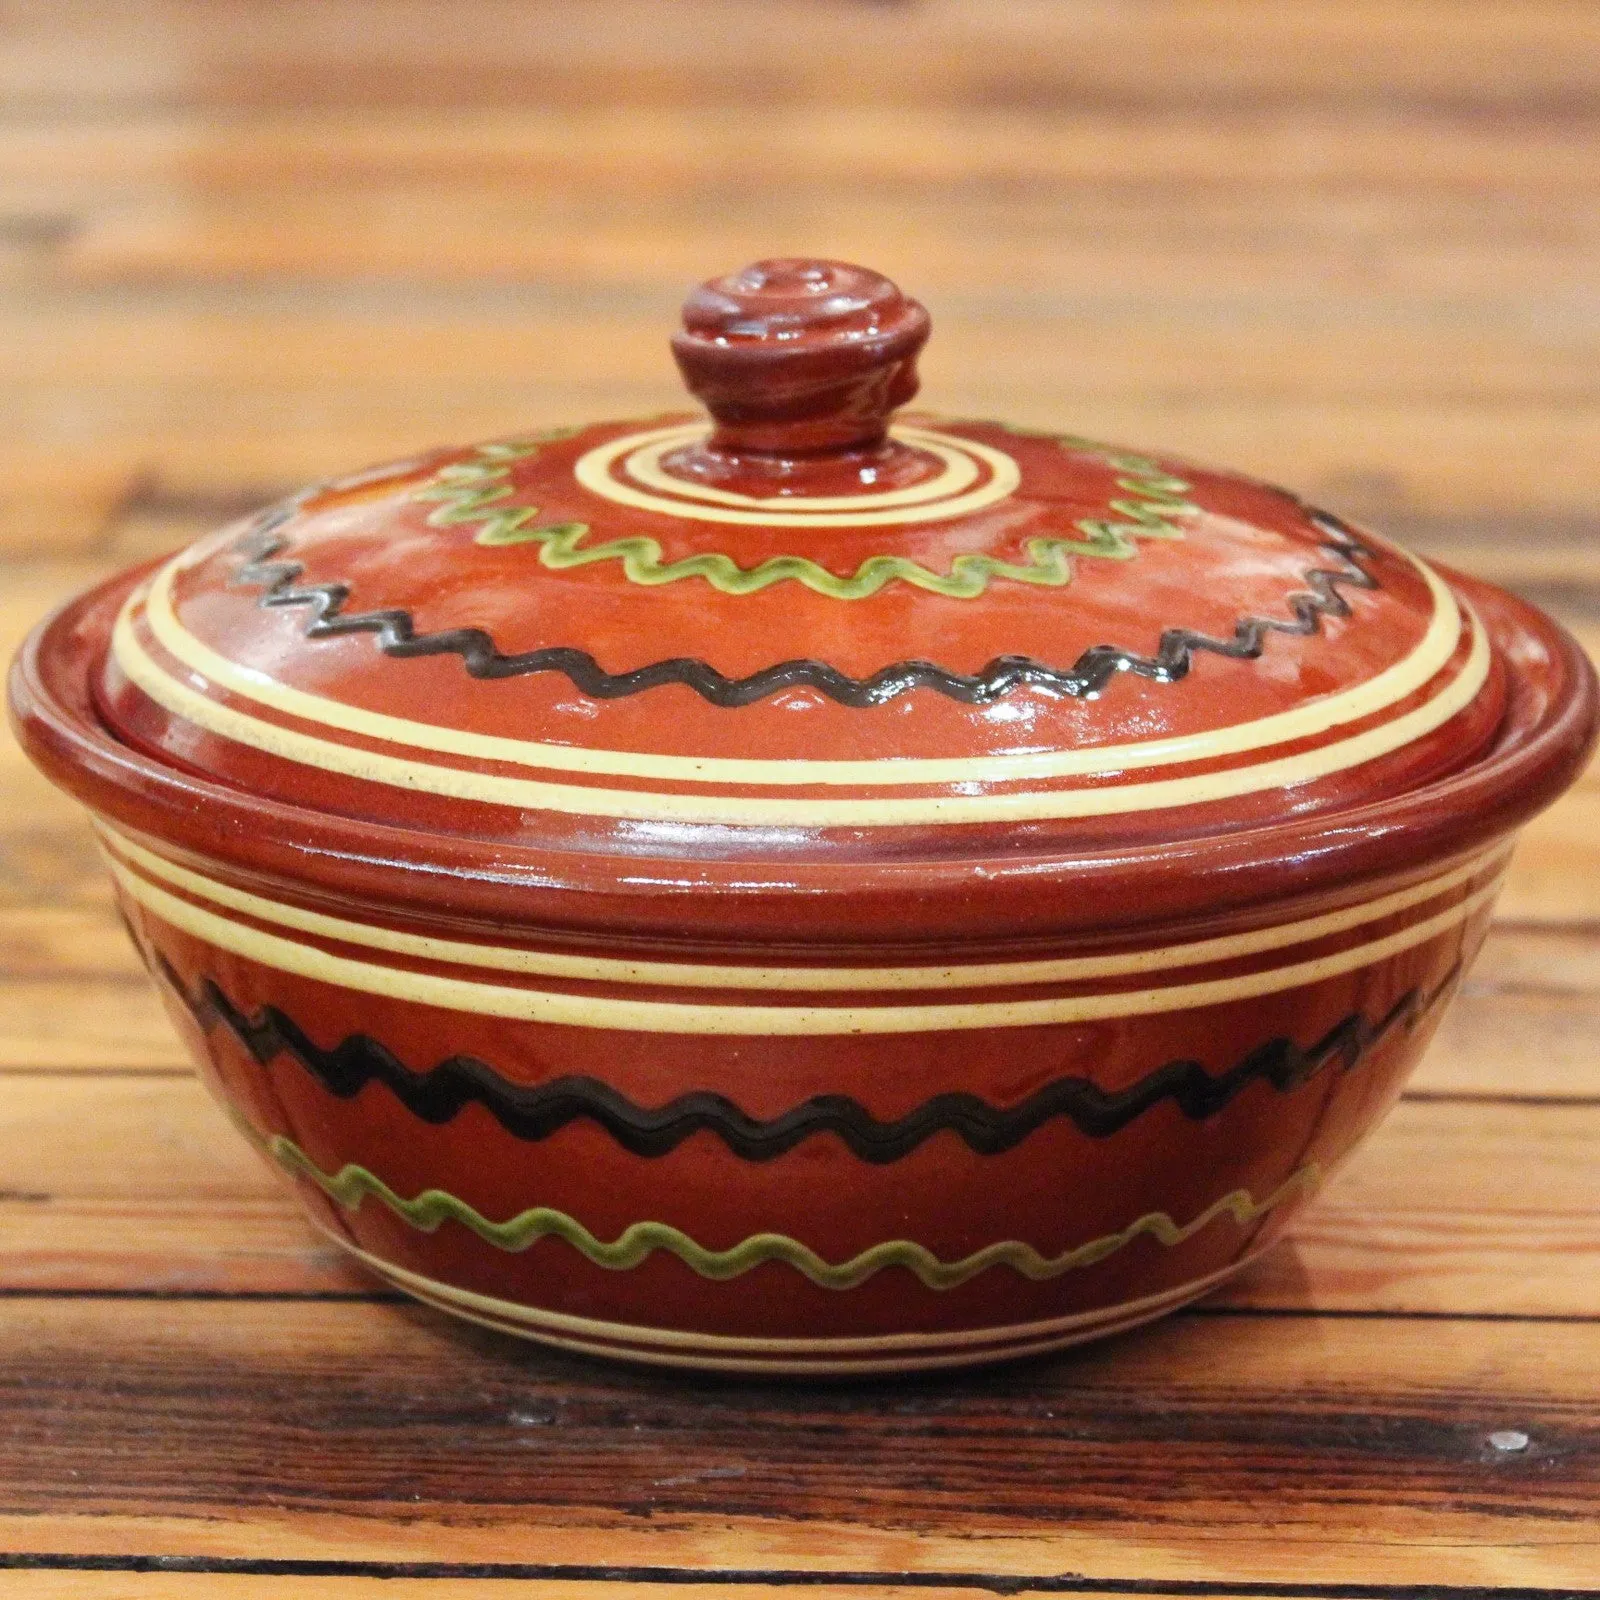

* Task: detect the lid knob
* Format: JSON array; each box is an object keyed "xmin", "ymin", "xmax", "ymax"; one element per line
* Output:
[{"xmin": 670, "ymin": 259, "xmax": 931, "ymax": 455}]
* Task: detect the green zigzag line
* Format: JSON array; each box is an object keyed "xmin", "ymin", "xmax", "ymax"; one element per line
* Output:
[
  {"xmin": 264, "ymin": 1129, "xmax": 1318, "ymax": 1292},
  {"xmin": 416, "ymin": 428, "xmax": 1200, "ymax": 601}
]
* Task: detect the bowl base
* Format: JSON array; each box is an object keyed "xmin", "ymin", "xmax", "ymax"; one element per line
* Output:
[{"xmin": 320, "ymin": 1225, "xmax": 1274, "ymax": 1376}]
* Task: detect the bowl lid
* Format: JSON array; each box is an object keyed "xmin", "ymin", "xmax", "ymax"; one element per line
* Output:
[{"xmin": 96, "ymin": 259, "xmax": 1506, "ymax": 866}]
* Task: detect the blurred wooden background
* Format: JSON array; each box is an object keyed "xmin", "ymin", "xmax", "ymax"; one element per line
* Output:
[{"xmin": 0, "ymin": 2, "xmax": 1596, "ymax": 1594}]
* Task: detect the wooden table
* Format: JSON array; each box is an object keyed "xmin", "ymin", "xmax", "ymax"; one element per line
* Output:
[{"xmin": 2, "ymin": 3, "xmax": 1597, "ymax": 1593}]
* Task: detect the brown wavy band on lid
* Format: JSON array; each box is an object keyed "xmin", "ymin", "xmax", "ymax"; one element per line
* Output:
[
  {"xmin": 670, "ymin": 258, "xmax": 932, "ymax": 454},
  {"xmin": 223, "ymin": 513, "xmax": 1383, "ymax": 707}
]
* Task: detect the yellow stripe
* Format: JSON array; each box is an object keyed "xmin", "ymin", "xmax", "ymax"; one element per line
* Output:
[
  {"xmin": 101, "ymin": 824, "xmax": 1503, "ymax": 993},
  {"xmin": 106, "ymin": 847, "xmax": 1503, "ymax": 1035},
  {"xmin": 574, "ymin": 423, "xmax": 1023, "ymax": 526},
  {"xmin": 386, "ymin": 1284, "xmax": 1234, "ymax": 1374},
  {"xmin": 133, "ymin": 546, "xmax": 1463, "ymax": 791},
  {"xmin": 386, "ymin": 1281, "xmax": 1202, "ymax": 1374},
  {"xmin": 619, "ymin": 422, "xmax": 983, "ymax": 510},
  {"xmin": 115, "ymin": 598, "xmax": 1492, "ymax": 827},
  {"xmin": 337, "ymin": 1228, "xmax": 1266, "ymax": 1357}
]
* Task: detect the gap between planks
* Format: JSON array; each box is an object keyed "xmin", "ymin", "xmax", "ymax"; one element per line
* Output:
[{"xmin": 0, "ymin": 1561, "xmax": 1595, "ymax": 1600}]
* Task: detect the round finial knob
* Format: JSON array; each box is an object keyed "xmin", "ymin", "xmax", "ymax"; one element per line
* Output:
[{"xmin": 670, "ymin": 259, "xmax": 931, "ymax": 455}]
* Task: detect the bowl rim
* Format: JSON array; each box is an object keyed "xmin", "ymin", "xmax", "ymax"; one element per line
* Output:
[{"xmin": 10, "ymin": 556, "xmax": 1597, "ymax": 951}]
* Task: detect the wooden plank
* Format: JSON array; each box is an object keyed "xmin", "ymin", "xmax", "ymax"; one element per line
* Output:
[
  {"xmin": 1, "ymin": 1072, "xmax": 1594, "ymax": 1312},
  {"xmin": 1214, "ymin": 1099, "xmax": 1600, "ymax": 1314},
  {"xmin": 0, "ymin": 1297, "xmax": 1590, "ymax": 1586},
  {"xmin": 46, "ymin": 185, "xmax": 1600, "ymax": 297},
  {"xmin": 0, "ymin": 979, "xmax": 185, "ymax": 1070},
  {"xmin": 1461, "ymin": 923, "xmax": 1600, "ymax": 1000},
  {"xmin": 1387, "ymin": 914, "xmax": 1600, "ymax": 1044},
  {"xmin": 1400, "ymin": 519, "xmax": 1600, "ymax": 588},
  {"xmin": 16, "ymin": 158, "xmax": 1600, "ymax": 246},
  {"xmin": 0, "ymin": 820, "xmax": 112, "ymax": 912},
  {"xmin": 6, "ymin": 101, "xmax": 1600, "ymax": 191},
  {"xmin": 0, "ymin": 907, "xmax": 142, "ymax": 981},
  {"xmin": 0, "ymin": 1074, "xmax": 270, "ymax": 1206},
  {"xmin": 16, "ymin": 301, "xmax": 1600, "ymax": 404},
  {"xmin": 5, "ymin": 400, "xmax": 1598, "ymax": 524},
  {"xmin": 0, "ymin": 561, "xmax": 126, "ymax": 652},
  {"xmin": 0, "ymin": 489, "xmax": 129, "ymax": 562},
  {"xmin": 1423, "ymin": 966, "xmax": 1600, "ymax": 1099},
  {"xmin": 4, "ymin": 1, "xmax": 1597, "ymax": 112},
  {"xmin": 1499, "ymin": 792, "xmax": 1600, "ymax": 924},
  {"xmin": 0, "ymin": 1201, "xmax": 366, "ymax": 1296}
]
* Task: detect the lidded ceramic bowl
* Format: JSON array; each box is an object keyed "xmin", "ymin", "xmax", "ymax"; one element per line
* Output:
[{"xmin": 11, "ymin": 260, "xmax": 1596, "ymax": 1373}]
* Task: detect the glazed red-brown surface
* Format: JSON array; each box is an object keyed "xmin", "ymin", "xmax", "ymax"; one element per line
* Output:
[
  {"xmin": 671, "ymin": 257, "xmax": 931, "ymax": 454},
  {"xmin": 120, "ymin": 867, "xmax": 1488, "ymax": 1343},
  {"xmin": 116, "ymin": 430, "xmax": 1449, "ymax": 760}
]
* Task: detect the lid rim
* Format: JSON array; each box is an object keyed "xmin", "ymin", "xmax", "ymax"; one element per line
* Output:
[{"xmin": 12, "ymin": 559, "xmax": 1596, "ymax": 951}]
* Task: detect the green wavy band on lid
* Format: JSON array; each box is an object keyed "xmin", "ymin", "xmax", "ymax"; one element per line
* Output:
[
  {"xmin": 417, "ymin": 429, "xmax": 1199, "ymax": 600},
  {"xmin": 263, "ymin": 1128, "xmax": 1318, "ymax": 1292}
]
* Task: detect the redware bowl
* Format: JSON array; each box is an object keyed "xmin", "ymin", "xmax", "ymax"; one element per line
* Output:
[{"xmin": 10, "ymin": 260, "xmax": 1597, "ymax": 1373}]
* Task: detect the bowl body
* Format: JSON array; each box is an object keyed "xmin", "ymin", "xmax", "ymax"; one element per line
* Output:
[{"xmin": 105, "ymin": 820, "xmax": 1501, "ymax": 1374}]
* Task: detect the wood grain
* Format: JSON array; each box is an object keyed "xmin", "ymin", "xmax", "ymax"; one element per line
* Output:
[
  {"xmin": 1, "ymin": 1581, "xmax": 1295, "ymax": 1600},
  {"xmin": 0, "ymin": 1298, "xmax": 1591, "ymax": 1587},
  {"xmin": 2, "ymin": 0, "xmax": 1598, "ymax": 1590},
  {"xmin": 6, "ymin": 1, "xmax": 1599, "ymax": 111},
  {"xmin": 0, "ymin": 1580, "xmax": 1574, "ymax": 1600}
]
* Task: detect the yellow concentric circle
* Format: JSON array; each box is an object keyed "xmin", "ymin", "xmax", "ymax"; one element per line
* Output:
[{"xmin": 573, "ymin": 423, "xmax": 1022, "ymax": 527}]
